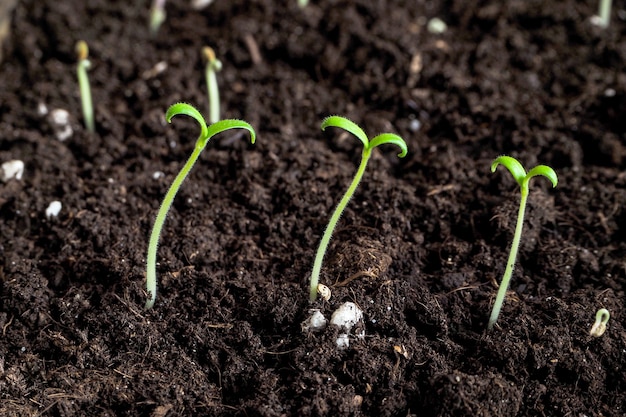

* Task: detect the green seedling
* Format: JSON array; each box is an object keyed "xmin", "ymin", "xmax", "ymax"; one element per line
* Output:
[
  {"xmin": 309, "ymin": 116, "xmax": 407, "ymax": 301},
  {"xmin": 75, "ymin": 40, "xmax": 94, "ymax": 133},
  {"xmin": 149, "ymin": 0, "xmax": 166, "ymax": 35},
  {"xmin": 203, "ymin": 46, "xmax": 222, "ymax": 124},
  {"xmin": 145, "ymin": 103, "xmax": 255, "ymax": 309},
  {"xmin": 488, "ymin": 155, "xmax": 557, "ymax": 330},
  {"xmin": 298, "ymin": 0, "xmax": 309, "ymax": 8},
  {"xmin": 590, "ymin": 308, "xmax": 610, "ymax": 337},
  {"xmin": 591, "ymin": 0, "xmax": 612, "ymax": 28}
]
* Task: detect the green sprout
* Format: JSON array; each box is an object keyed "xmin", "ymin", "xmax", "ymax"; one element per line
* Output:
[
  {"xmin": 591, "ymin": 0, "xmax": 612, "ymax": 28},
  {"xmin": 309, "ymin": 116, "xmax": 407, "ymax": 301},
  {"xmin": 149, "ymin": 0, "xmax": 166, "ymax": 35},
  {"xmin": 75, "ymin": 40, "xmax": 94, "ymax": 133},
  {"xmin": 298, "ymin": 0, "xmax": 309, "ymax": 8},
  {"xmin": 488, "ymin": 155, "xmax": 557, "ymax": 330},
  {"xmin": 203, "ymin": 46, "xmax": 223, "ymax": 124},
  {"xmin": 589, "ymin": 308, "xmax": 610, "ymax": 337},
  {"xmin": 145, "ymin": 103, "xmax": 255, "ymax": 309}
]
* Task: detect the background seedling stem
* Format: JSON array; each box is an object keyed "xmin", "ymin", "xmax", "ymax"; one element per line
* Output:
[
  {"xmin": 149, "ymin": 0, "xmax": 166, "ymax": 35},
  {"xmin": 592, "ymin": 0, "xmax": 613, "ymax": 28},
  {"xmin": 76, "ymin": 40, "xmax": 94, "ymax": 132},
  {"xmin": 203, "ymin": 46, "xmax": 222, "ymax": 124}
]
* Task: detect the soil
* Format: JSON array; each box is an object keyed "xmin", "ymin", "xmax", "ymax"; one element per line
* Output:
[{"xmin": 1, "ymin": 0, "xmax": 625, "ymax": 416}]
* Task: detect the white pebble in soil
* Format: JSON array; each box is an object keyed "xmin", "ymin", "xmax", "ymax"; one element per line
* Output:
[
  {"xmin": 45, "ymin": 201, "xmax": 62, "ymax": 219},
  {"xmin": 1, "ymin": 160, "xmax": 24, "ymax": 182},
  {"xmin": 49, "ymin": 108, "xmax": 73, "ymax": 141},
  {"xmin": 301, "ymin": 309, "xmax": 328, "ymax": 332},
  {"xmin": 330, "ymin": 302, "xmax": 363, "ymax": 331},
  {"xmin": 330, "ymin": 302, "xmax": 364, "ymax": 349}
]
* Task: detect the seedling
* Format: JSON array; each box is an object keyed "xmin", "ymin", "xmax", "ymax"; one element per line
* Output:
[
  {"xmin": 309, "ymin": 116, "xmax": 407, "ymax": 301},
  {"xmin": 149, "ymin": 0, "xmax": 166, "ymax": 35},
  {"xmin": 145, "ymin": 102, "xmax": 255, "ymax": 309},
  {"xmin": 591, "ymin": 0, "xmax": 612, "ymax": 28},
  {"xmin": 590, "ymin": 308, "xmax": 610, "ymax": 337},
  {"xmin": 488, "ymin": 155, "xmax": 557, "ymax": 330},
  {"xmin": 76, "ymin": 40, "xmax": 94, "ymax": 132},
  {"xmin": 203, "ymin": 46, "xmax": 222, "ymax": 124},
  {"xmin": 298, "ymin": 0, "xmax": 309, "ymax": 8}
]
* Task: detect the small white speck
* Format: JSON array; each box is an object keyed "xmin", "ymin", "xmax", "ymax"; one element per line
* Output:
[
  {"xmin": 1, "ymin": 160, "xmax": 24, "ymax": 182},
  {"xmin": 409, "ymin": 119, "xmax": 421, "ymax": 132},
  {"xmin": 152, "ymin": 171, "xmax": 165, "ymax": 180},
  {"xmin": 604, "ymin": 88, "xmax": 616, "ymax": 97},
  {"xmin": 51, "ymin": 108, "xmax": 70, "ymax": 125},
  {"xmin": 38, "ymin": 102, "xmax": 49, "ymax": 116},
  {"xmin": 336, "ymin": 333, "xmax": 350, "ymax": 349},
  {"xmin": 45, "ymin": 201, "xmax": 62, "ymax": 218},
  {"xmin": 427, "ymin": 17, "xmax": 447, "ymax": 34}
]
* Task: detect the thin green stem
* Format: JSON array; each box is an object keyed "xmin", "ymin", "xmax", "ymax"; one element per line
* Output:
[
  {"xmin": 145, "ymin": 143, "xmax": 204, "ymax": 309},
  {"xmin": 76, "ymin": 41, "xmax": 94, "ymax": 132},
  {"xmin": 310, "ymin": 149, "xmax": 371, "ymax": 301},
  {"xmin": 598, "ymin": 0, "xmax": 613, "ymax": 28},
  {"xmin": 203, "ymin": 47, "xmax": 222, "ymax": 124},
  {"xmin": 206, "ymin": 69, "xmax": 219, "ymax": 123},
  {"xmin": 487, "ymin": 186, "xmax": 528, "ymax": 330},
  {"xmin": 150, "ymin": 0, "xmax": 166, "ymax": 35},
  {"xmin": 144, "ymin": 103, "xmax": 255, "ymax": 309}
]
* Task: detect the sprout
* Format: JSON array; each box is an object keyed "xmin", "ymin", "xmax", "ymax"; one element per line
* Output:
[
  {"xmin": 309, "ymin": 116, "xmax": 407, "ymax": 301},
  {"xmin": 590, "ymin": 0, "xmax": 613, "ymax": 28},
  {"xmin": 298, "ymin": 0, "xmax": 309, "ymax": 8},
  {"xmin": 589, "ymin": 308, "xmax": 610, "ymax": 337},
  {"xmin": 487, "ymin": 155, "xmax": 557, "ymax": 331},
  {"xmin": 145, "ymin": 103, "xmax": 256, "ymax": 309},
  {"xmin": 149, "ymin": 0, "xmax": 167, "ymax": 35},
  {"xmin": 202, "ymin": 46, "xmax": 222, "ymax": 124},
  {"xmin": 75, "ymin": 40, "xmax": 94, "ymax": 132}
]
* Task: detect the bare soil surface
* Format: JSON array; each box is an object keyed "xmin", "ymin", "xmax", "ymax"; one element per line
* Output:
[{"xmin": 1, "ymin": 0, "xmax": 625, "ymax": 416}]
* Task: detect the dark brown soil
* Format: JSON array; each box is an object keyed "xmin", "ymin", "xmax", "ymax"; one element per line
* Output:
[{"xmin": 1, "ymin": 0, "xmax": 625, "ymax": 415}]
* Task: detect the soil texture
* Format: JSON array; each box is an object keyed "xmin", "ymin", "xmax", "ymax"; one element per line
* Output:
[{"xmin": 1, "ymin": 0, "xmax": 625, "ymax": 416}]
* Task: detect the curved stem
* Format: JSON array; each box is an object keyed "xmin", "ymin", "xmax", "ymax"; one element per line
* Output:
[
  {"xmin": 487, "ymin": 186, "xmax": 528, "ymax": 330},
  {"xmin": 145, "ymin": 143, "xmax": 204, "ymax": 309},
  {"xmin": 310, "ymin": 149, "xmax": 371, "ymax": 301}
]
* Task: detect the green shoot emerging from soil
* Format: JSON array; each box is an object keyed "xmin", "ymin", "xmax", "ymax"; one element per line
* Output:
[
  {"xmin": 589, "ymin": 308, "xmax": 610, "ymax": 337},
  {"xmin": 75, "ymin": 40, "xmax": 94, "ymax": 133},
  {"xmin": 149, "ymin": 0, "xmax": 166, "ymax": 35},
  {"xmin": 145, "ymin": 103, "xmax": 256, "ymax": 309},
  {"xmin": 488, "ymin": 155, "xmax": 557, "ymax": 330},
  {"xmin": 203, "ymin": 46, "xmax": 222, "ymax": 124},
  {"xmin": 591, "ymin": 0, "xmax": 613, "ymax": 28},
  {"xmin": 309, "ymin": 116, "xmax": 407, "ymax": 301}
]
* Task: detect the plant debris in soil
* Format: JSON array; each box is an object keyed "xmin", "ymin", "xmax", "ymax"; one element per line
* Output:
[{"xmin": 1, "ymin": 0, "xmax": 625, "ymax": 416}]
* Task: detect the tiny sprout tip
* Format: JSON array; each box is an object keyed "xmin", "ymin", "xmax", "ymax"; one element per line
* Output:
[
  {"xmin": 76, "ymin": 40, "xmax": 89, "ymax": 60},
  {"xmin": 590, "ymin": 308, "xmax": 610, "ymax": 337}
]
